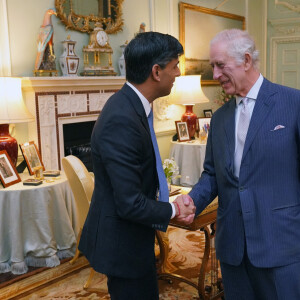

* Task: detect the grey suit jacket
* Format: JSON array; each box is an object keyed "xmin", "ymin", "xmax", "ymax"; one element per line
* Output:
[{"xmin": 190, "ymin": 78, "xmax": 300, "ymax": 268}]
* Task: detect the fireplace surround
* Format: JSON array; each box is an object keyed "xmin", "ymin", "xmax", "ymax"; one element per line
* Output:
[{"xmin": 21, "ymin": 76, "xmax": 125, "ymax": 170}]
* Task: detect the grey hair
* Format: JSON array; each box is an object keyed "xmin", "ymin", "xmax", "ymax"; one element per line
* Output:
[{"xmin": 210, "ymin": 29, "xmax": 259, "ymax": 70}]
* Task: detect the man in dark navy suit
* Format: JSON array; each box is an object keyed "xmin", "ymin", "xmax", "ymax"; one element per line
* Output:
[
  {"xmin": 181, "ymin": 29, "xmax": 300, "ymax": 299},
  {"xmin": 78, "ymin": 32, "xmax": 196, "ymax": 300}
]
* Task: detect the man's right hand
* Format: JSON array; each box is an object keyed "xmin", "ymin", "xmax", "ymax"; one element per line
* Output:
[{"xmin": 173, "ymin": 194, "xmax": 196, "ymax": 225}]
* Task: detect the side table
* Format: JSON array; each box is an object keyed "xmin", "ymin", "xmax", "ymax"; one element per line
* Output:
[{"xmin": 169, "ymin": 140, "xmax": 207, "ymax": 186}]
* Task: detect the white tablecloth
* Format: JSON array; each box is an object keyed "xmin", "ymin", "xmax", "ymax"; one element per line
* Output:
[
  {"xmin": 170, "ymin": 140, "xmax": 207, "ymax": 187},
  {"xmin": 0, "ymin": 172, "xmax": 79, "ymax": 274}
]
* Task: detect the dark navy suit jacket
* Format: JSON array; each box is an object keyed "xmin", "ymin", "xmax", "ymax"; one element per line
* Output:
[
  {"xmin": 190, "ymin": 78, "xmax": 300, "ymax": 268},
  {"xmin": 79, "ymin": 84, "xmax": 172, "ymax": 278}
]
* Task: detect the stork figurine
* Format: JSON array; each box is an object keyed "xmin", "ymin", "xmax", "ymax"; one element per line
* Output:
[
  {"xmin": 139, "ymin": 22, "xmax": 146, "ymax": 33},
  {"xmin": 34, "ymin": 9, "xmax": 58, "ymax": 76}
]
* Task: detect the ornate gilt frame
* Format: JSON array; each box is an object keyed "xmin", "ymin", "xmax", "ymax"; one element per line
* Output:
[
  {"xmin": 179, "ymin": 2, "xmax": 245, "ymax": 85},
  {"xmin": 55, "ymin": 0, "xmax": 124, "ymax": 34}
]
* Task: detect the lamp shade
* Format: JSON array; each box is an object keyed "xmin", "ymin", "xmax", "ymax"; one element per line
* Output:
[
  {"xmin": 0, "ymin": 77, "xmax": 34, "ymax": 166},
  {"xmin": 0, "ymin": 77, "xmax": 34, "ymax": 124},
  {"xmin": 170, "ymin": 75, "xmax": 209, "ymax": 105},
  {"xmin": 170, "ymin": 75, "xmax": 209, "ymax": 139}
]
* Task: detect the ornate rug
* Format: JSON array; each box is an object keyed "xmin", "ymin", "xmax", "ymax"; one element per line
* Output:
[{"xmin": 11, "ymin": 226, "xmax": 221, "ymax": 300}]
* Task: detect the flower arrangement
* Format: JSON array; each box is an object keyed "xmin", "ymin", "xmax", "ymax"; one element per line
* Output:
[
  {"xmin": 163, "ymin": 158, "xmax": 180, "ymax": 185},
  {"xmin": 214, "ymin": 89, "xmax": 231, "ymax": 106}
]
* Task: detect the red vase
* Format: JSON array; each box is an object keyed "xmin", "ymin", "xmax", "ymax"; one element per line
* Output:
[
  {"xmin": 0, "ymin": 124, "xmax": 18, "ymax": 166},
  {"xmin": 181, "ymin": 105, "xmax": 197, "ymax": 139}
]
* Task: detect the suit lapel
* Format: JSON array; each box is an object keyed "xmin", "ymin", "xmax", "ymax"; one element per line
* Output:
[
  {"xmin": 242, "ymin": 79, "xmax": 277, "ymax": 161},
  {"xmin": 120, "ymin": 84, "xmax": 151, "ymax": 137}
]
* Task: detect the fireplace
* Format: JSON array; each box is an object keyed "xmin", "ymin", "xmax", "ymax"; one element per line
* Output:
[
  {"xmin": 63, "ymin": 120, "xmax": 96, "ymax": 171},
  {"xmin": 21, "ymin": 76, "xmax": 125, "ymax": 170}
]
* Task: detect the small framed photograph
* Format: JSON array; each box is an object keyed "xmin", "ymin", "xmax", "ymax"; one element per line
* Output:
[
  {"xmin": 20, "ymin": 141, "xmax": 45, "ymax": 175},
  {"xmin": 198, "ymin": 117, "xmax": 211, "ymax": 134},
  {"xmin": 203, "ymin": 109, "xmax": 213, "ymax": 118},
  {"xmin": 0, "ymin": 150, "xmax": 21, "ymax": 188},
  {"xmin": 175, "ymin": 121, "xmax": 191, "ymax": 142},
  {"xmin": 198, "ymin": 117, "xmax": 211, "ymax": 143}
]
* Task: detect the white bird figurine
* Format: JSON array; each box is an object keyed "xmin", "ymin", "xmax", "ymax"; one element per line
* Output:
[{"xmin": 34, "ymin": 9, "xmax": 57, "ymax": 71}]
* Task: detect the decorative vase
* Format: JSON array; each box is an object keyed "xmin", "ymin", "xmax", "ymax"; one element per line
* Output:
[
  {"xmin": 0, "ymin": 124, "xmax": 18, "ymax": 166},
  {"xmin": 167, "ymin": 177, "xmax": 172, "ymax": 192},
  {"xmin": 181, "ymin": 105, "xmax": 197, "ymax": 139},
  {"xmin": 118, "ymin": 42, "xmax": 127, "ymax": 76},
  {"xmin": 59, "ymin": 36, "xmax": 79, "ymax": 76}
]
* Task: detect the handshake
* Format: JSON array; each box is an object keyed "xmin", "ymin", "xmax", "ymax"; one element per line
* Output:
[{"xmin": 172, "ymin": 194, "xmax": 196, "ymax": 225}]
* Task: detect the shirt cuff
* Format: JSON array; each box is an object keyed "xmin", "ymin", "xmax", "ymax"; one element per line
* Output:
[{"xmin": 170, "ymin": 202, "xmax": 176, "ymax": 219}]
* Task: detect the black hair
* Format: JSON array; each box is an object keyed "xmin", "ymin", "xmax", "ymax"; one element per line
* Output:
[{"xmin": 124, "ymin": 32, "xmax": 183, "ymax": 84}]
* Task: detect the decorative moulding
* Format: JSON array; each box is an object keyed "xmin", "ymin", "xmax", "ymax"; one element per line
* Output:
[
  {"xmin": 269, "ymin": 17, "xmax": 300, "ymax": 35},
  {"xmin": 270, "ymin": 35, "xmax": 300, "ymax": 83},
  {"xmin": 275, "ymin": 0, "xmax": 300, "ymax": 13}
]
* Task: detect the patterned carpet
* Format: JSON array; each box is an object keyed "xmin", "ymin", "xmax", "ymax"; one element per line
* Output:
[{"xmin": 10, "ymin": 226, "xmax": 222, "ymax": 300}]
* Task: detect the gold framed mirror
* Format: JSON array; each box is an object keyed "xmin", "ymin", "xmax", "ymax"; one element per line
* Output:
[
  {"xmin": 179, "ymin": 2, "xmax": 245, "ymax": 85},
  {"xmin": 55, "ymin": 0, "xmax": 124, "ymax": 34}
]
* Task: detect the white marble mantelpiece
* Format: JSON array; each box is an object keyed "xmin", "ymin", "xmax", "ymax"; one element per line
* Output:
[
  {"xmin": 21, "ymin": 76, "xmax": 126, "ymax": 92},
  {"xmin": 21, "ymin": 76, "xmax": 126, "ymax": 170}
]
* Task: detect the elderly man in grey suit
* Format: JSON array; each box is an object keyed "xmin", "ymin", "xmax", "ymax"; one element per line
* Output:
[{"xmin": 180, "ymin": 29, "xmax": 300, "ymax": 299}]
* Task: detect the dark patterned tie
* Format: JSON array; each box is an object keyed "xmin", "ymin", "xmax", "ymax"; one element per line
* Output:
[
  {"xmin": 147, "ymin": 110, "xmax": 169, "ymax": 202},
  {"xmin": 234, "ymin": 98, "xmax": 250, "ymax": 177}
]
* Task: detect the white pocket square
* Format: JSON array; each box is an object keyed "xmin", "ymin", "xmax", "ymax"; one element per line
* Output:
[{"xmin": 271, "ymin": 125, "xmax": 285, "ymax": 131}]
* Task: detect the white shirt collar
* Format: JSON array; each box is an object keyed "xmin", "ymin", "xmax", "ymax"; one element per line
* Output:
[
  {"xmin": 236, "ymin": 73, "xmax": 264, "ymax": 106},
  {"xmin": 126, "ymin": 81, "xmax": 151, "ymax": 117}
]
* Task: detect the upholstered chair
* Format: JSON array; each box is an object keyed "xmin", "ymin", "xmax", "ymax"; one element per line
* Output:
[{"xmin": 62, "ymin": 155, "xmax": 96, "ymax": 289}]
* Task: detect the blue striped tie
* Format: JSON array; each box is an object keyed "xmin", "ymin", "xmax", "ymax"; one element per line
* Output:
[{"xmin": 147, "ymin": 110, "xmax": 169, "ymax": 202}]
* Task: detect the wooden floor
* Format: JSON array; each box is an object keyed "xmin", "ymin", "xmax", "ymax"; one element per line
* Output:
[{"xmin": 0, "ymin": 256, "xmax": 89, "ymax": 300}]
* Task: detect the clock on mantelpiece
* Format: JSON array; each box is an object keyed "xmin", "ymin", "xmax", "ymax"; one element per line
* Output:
[{"xmin": 81, "ymin": 22, "xmax": 117, "ymax": 76}]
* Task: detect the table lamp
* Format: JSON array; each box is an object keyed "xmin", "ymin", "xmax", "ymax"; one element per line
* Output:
[
  {"xmin": 170, "ymin": 75, "xmax": 209, "ymax": 139},
  {"xmin": 0, "ymin": 77, "xmax": 35, "ymax": 166}
]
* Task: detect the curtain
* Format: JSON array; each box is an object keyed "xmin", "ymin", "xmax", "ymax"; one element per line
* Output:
[{"xmin": 0, "ymin": 0, "xmax": 12, "ymax": 76}]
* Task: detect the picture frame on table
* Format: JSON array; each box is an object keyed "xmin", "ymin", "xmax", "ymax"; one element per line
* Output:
[
  {"xmin": 175, "ymin": 120, "xmax": 191, "ymax": 142},
  {"xmin": 0, "ymin": 150, "xmax": 21, "ymax": 188},
  {"xmin": 198, "ymin": 117, "xmax": 211, "ymax": 143},
  {"xmin": 203, "ymin": 109, "xmax": 213, "ymax": 118},
  {"xmin": 19, "ymin": 141, "xmax": 45, "ymax": 175},
  {"xmin": 198, "ymin": 117, "xmax": 211, "ymax": 134}
]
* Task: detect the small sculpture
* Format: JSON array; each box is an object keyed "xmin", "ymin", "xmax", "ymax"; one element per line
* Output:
[
  {"xmin": 118, "ymin": 41, "xmax": 128, "ymax": 76},
  {"xmin": 139, "ymin": 22, "xmax": 146, "ymax": 33},
  {"xmin": 134, "ymin": 22, "xmax": 146, "ymax": 37},
  {"xmin": 34, "ymin": 9, "xmax": 58, "ymax": 76}
]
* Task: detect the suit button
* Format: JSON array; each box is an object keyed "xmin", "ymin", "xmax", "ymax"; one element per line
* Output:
[{"xmin": 239, "ymin": 186, "xmax": 245, "ymax": 192}]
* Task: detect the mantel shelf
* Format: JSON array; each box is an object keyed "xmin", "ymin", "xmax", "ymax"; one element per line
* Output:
[{"xmin": 21, "ymin": 76, "xmax": 126, "ymax": 91}]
